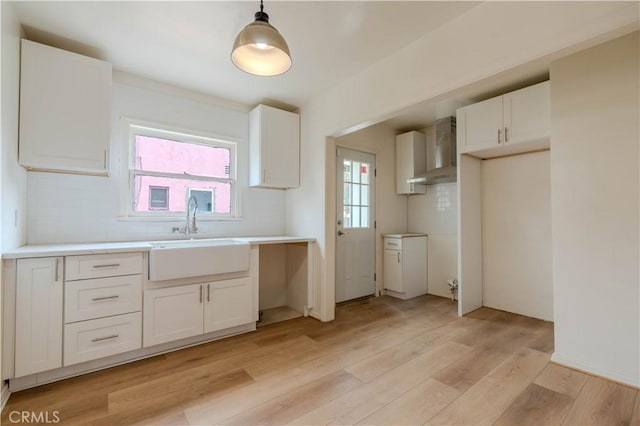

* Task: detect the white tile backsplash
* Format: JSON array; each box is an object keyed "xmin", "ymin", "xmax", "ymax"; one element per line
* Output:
[{"xmin": 407, "ymin": 182, "xmax": 457, "ymax": 235}]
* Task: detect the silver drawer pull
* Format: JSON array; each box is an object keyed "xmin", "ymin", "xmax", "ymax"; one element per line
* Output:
[
  {"xmin": 92, "ymin": 264, "xmax": 120, "ymax": 268},
  {"xmin": 387, "ymin": 242, "xmax": 398, "ymax": 246},
  {"xmin": 91, "ymin": 295, "xmax": 120, "ymax": 302},
  {"xmin": 91, "ymin": 334, "xmax": 119, "ymax": 343}
]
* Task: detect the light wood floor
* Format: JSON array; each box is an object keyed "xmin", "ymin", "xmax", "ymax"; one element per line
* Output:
[{"xmin": 3, "ymin": 295, "xmax": 639, "ymax": 425}]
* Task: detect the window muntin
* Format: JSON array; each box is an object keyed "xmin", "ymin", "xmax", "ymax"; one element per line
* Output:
[{"xmin": 127, "ymin": 124, "xmax": 236, "ymax": 218}]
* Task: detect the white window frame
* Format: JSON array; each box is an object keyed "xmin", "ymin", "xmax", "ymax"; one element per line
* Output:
[{"xmin": 120, "ymin": 118, "xmax": 240, "ymax": 220}]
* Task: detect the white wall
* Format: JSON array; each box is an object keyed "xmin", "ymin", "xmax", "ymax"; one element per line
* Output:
[
  {"xmin": 287, "ymin": 2, "xmax": 638, "ymax": 322},
  {"xmin": 481, "ymin": 151, "xmax": 553, "ymax": 321},
  {"xmin": 1, "ymin": 1, "xmax": 26, "ymax": 252},
  {"xmin": 408, "ymin": 182, "xmax": 458, "ymax": 299},
  {"xmin": 26, "ymin": 78, "xmax": 287, "ymax": 244},
  {"xmin": 335, "ymin": 123, "xmax": 408, "ymax": 294},
  {"xmin": 408, "ymin": 125, "xmax": 458, "ymax": 299},
  {"xmin": 1, "ymin": 1, "xmax": 25, "ymax": 398},
  {"xmin": 550, "ymin": 32, "xmax": 639, "ymax": 387}
]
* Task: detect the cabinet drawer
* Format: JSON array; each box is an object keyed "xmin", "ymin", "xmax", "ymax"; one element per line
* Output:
[
  {"xmin": 65, "ymin": 252, "xmax": 142, "ymax": 281},
  {"xmin": 64, "ymin": 312, "xmax": 141, "ymax": 366},
  {"xmin": 383, "ymin": 238, "xmax": 402, "ymax": 250},
  {"xmin": 65, "ymin": 275, "xmax": 142, "ymax": 323}
]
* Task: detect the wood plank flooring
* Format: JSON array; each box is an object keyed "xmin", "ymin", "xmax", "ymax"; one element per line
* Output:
[{"xmin": 2, "ymin": 295, "xmax": 638, "ymax": 425}]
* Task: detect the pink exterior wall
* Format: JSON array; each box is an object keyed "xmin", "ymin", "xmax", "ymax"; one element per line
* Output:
[{"xmin": 134, "ymin": 136, "xmax": 231, "ymax": 213}]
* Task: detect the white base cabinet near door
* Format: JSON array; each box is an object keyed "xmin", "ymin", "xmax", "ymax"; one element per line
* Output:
[
  {"xmin": 143, "ymin": 277, "xmax": 253, "ymax": 347},
  {"xmin": 15, "ymin": 257, "xmax": 63, "ymax": 377},
  {"xmin": 383, "ymin": 235, "xmax": 427, "ymax": 300}
]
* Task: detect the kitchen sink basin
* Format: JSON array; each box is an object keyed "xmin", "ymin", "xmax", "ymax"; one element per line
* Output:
[{"xmin": 148, "ymin": 238, "xmax": 250, "ymax": 281}]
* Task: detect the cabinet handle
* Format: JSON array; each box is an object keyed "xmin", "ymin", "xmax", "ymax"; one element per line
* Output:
[
  {"xmin": 55, "ymin": 258, "xmax": 61, "ymax": 282},
  {"xmin": 498, "ymin": 128, "xmax": 502, "ymax": 144},
  {"xmin": 91, "ymin": 295, "xmax": 119, "ymax": 302},
  {"xmin": 92, "ymin": 263, "xmax": 120, "ymax": 269},
  {"xmin": 207, "ymin": 284, "xmax": 211, "ymax": 302},
  {"xmin": 200, "ymin": 285, "xmax": 203, "ymax": 303},
  {"xmin": 397, "ymin": 252, "xmax": 401, "ymax": 263},
  {"xmin": 504, "ymin": 127, "xmax": 509, "ymax": 142},
  {"xmin": 103, "ymin": 150, "xmax": 107, "ymax": 169},
  {"xmin": 91, "ymin": 334, "xmax": 119, "ymax": 343}
]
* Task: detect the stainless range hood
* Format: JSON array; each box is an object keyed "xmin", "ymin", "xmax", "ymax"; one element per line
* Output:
[{"xmin": 407, "ymin": 116, "xmax": 457, "ymax": 185}]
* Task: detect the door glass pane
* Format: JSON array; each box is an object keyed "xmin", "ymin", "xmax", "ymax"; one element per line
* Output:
[
  {"xmin": 361, "ymin": 207, "xmax": 369, "ymax": 227},
  {"xmin": 361, "ymin": 184, "xmax": 369, "ymax": 206},
  {"xmin": 343, "ymin": 183, "xmax": 352, "ymax": 206},
  {"xmin": 353, "ymin": 183, "xmax": 360, "ymax": 205},
  {"xmin": 343, "ymin": 206, "xmax": 351, "ymax": 228},
  {"xmin": 351, "ymin": 206, "xmax": 361, "ymax": 228},
  {"xmin": 352, "ymin": 162, "xmax": 361, "ymax": 184},
  {"xmin": 360, "ymin": 163, "xmax": 370, "ymax": 184},
  {"xmin": 343, "ymin": 160, "xmax": 352, "ymax": 183}
]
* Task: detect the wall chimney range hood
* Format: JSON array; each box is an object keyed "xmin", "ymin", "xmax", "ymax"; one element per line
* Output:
[{"xmin": 407, "ymin": 116, "xmax": 457, "ymax": 185}]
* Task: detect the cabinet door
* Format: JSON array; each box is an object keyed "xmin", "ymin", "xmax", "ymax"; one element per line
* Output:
[
  {"xmin": 503, "ymin": 81, "xmax": 550, "ymax": 145},
  {"xmin": 19, "ymin": 40, "xmax": 111, "ymax": 175},
  {"xmin": 383, "ymin": 249, "xmax": 403, "ymax": 293},
  {"xmin": 143, "ymin": 284, "xmax": 203, "ymax": 347},
  {"xmin": 457, "ymin": 96, "xmax": 503, "ymax": 152},
  {"xmin": 15, "ymin": 257, "xmax": 63, "ymax": 377},
  {"xmin": 249, "ymin": 105, "xmax": 300, "ymax": 189},
  {"xmin": 204, "ymin": 277, "xmax": 253, "ymax": 333}
]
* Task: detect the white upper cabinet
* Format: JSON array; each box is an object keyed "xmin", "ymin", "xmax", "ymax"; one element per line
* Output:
[
  {"xmin": 19, "ymin": 40, "xmax": 112, "ymax": 175},
  {"xmin": 249, "ymin": 104, "xmax": 300, "ymax": 189},
  {"xmin": 395, "ymin": 131, "xmax": 426, "ymax": 195},
  {"xmin": 457, "ymin": 81, "xmax": 550, "ymax": 158}
]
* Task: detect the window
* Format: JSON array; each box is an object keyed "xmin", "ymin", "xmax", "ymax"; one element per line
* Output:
[
  {"xmin": 149, "ymin": 186, "xmax": 169, "ymax": 210},
  {"xmin": 343, "ymin": 159, "xmax": 371, "ymax": 228},
  {"xmin": 125, "ymin": 122, "xmax": 237, "ymax": 218},
  {"xmin": 188, "ymin": 188, "xmax": 214, "ymax": 213}
]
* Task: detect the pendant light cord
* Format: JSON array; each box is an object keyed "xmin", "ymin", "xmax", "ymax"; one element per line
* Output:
[{"xmin": 260, "ymin": 0, "xmax": 264, "ymax": 13}]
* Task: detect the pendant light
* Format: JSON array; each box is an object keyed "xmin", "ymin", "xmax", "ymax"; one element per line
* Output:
[{"xmin": 231, "ymin": 0, "xmax": 292, "ymax": 76}]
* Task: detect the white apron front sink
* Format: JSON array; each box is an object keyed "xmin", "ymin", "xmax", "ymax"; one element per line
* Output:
[{"xmin": 149, "ymin": 239, "xmax": 250, "ymax": 281}]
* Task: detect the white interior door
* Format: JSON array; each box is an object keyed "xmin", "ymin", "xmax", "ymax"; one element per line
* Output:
[{"xmin": 336, "ymin": 147, "xmax": 376, "ymax": 303}]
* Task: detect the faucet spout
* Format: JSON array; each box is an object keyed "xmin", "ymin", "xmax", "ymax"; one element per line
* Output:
[{"xmin": 186, "ymin": 194, "xmax": 199, "ymax": 235}]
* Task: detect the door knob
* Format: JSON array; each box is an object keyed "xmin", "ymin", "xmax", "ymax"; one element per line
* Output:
[{"xmin": 338, "ymin": 230, "xmax": 345, "ymax": 236}]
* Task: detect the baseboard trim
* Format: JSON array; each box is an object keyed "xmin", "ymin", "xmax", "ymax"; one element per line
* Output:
[
  {"xmin": 551, "ymin": 353, "xmax": 640, "ymax": 390},
  {"xmin": 1, "ymin": 382, "xmax": 10, "ymax": 412}
]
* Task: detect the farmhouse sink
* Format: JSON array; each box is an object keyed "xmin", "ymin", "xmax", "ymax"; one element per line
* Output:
[{"xmin": 148, "ymin": 238, "xmax": 250, "ymax": 281}]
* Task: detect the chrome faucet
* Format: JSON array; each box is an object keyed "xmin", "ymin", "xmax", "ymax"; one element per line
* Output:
[{"xmin": 186, "ymin": 194, "xmax": 198, "ymax": 235}]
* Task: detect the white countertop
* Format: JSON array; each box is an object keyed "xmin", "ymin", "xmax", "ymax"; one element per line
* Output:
[
  {"xmin": 2, "ymin": 236, "xmax": 315, "ymax": 259},
  {"xmin": 383, "ymin": 233, "xmax": 428, "ymax": 238}
]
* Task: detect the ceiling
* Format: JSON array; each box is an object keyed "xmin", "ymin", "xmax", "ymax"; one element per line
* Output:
[{"xmin": 12, "ymin": 1, "xmax": 479, "ymax": 109}]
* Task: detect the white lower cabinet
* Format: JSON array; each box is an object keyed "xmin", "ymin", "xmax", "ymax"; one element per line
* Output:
[
  {"xmin": 15, "ymin": 257, "xmax": 64, "ymax": 377},
  {"xmin": 383, "ymin": 235, "xmax": 428, "ymax": 300},
  {"xmin": 144, "ymin": 276, "xmax": 253, "ymax": 347},
  {"xmin": 204, "ymin": 277, "xmax": 253, "ymax": 333},
  {"xmin": 64, "ymin": 312, "xmax": 142, "ymax": 366},
  {"xmin": 143, "ymin": 283, "xmax": 204, "ymax": 347}
]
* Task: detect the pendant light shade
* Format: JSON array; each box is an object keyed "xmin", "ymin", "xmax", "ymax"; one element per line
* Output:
[{"xmin": 231, "ymin": 1, "xmax": 292, "ymax": 76}]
